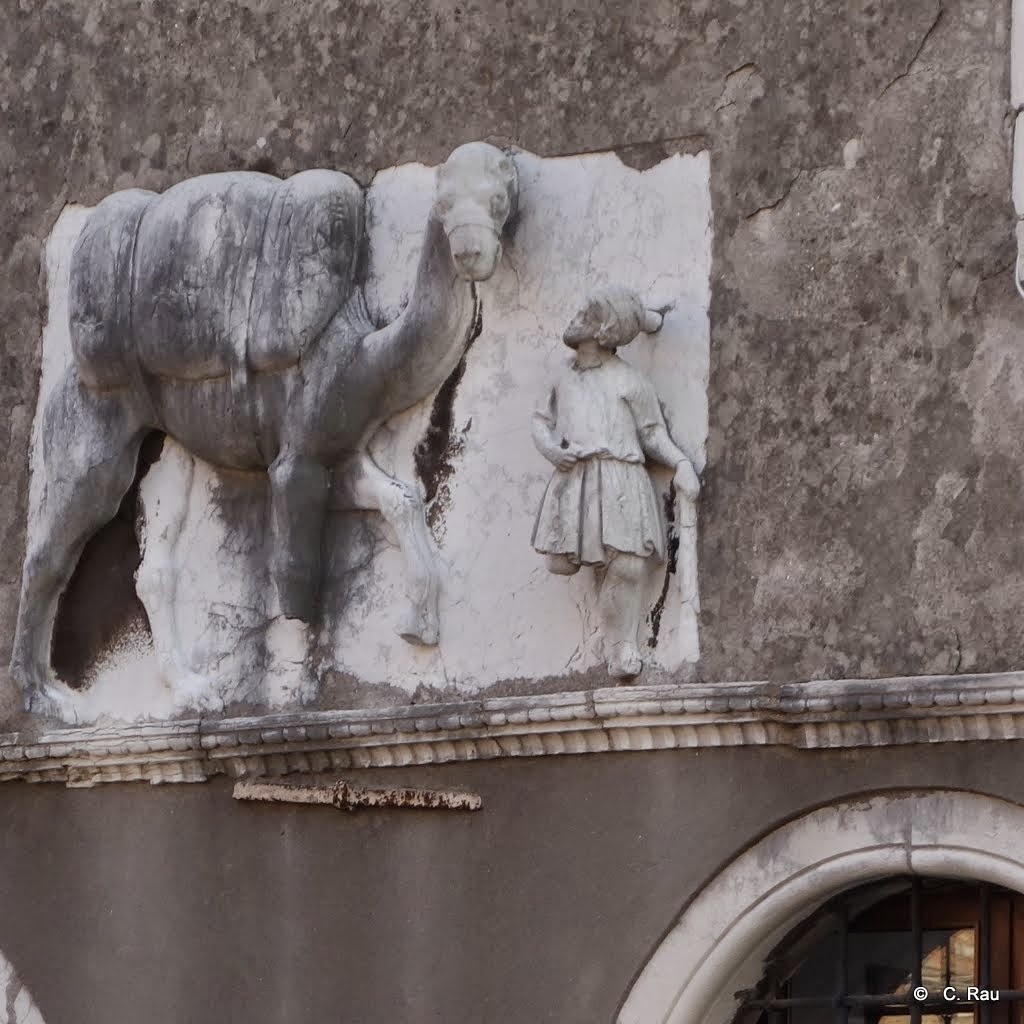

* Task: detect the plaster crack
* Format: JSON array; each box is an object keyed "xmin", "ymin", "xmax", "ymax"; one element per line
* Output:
[
  {"xmin": 565, "ymin": 596, "xmax": 588, "ymax": 670},
  {"xmin": 715, "ymin": 62, "xmax": 761, "ymax": 111},
  {"xmin": 564, "ymin": 642, "xmax": 582, "ymax": 671},
  {"xmin": 979, "ymin": 257, "xmax": 1015, "ymax": 282},
  {"xmin": 547, "ymin": 133, "xmax": 709, "ymax": 161},
  {"xmin": 744, "ymin": 171, "xmax": 802, "ymax": 220},
  {"xmin": 878, "ymin": 4, "xmax": 943, "ymax": 100}
]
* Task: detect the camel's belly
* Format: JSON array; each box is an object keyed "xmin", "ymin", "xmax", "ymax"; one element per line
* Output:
[
  {"xmin": 144, "ymin": 368, "xmax": 365, "ymax": 471},
  {"xmin": 150, "ymin": 373, "xmax": 278, "ymax": 470}
]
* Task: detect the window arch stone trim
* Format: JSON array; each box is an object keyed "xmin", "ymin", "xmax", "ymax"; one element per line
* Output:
[
  {"xmin": 617, "ymin": 789, "xmax": 1024, "ymax": 1024},
  {"xmin": 0, "ymin": 948, "xmax": 46, "ymax": 1024}
]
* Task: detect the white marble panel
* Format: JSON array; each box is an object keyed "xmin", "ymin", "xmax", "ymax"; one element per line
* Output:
[{"xmin": 33, "ymin": 149, "xmax": 711, "ymax": 720}]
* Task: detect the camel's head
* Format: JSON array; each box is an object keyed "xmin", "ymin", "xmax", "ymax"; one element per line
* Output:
[{"xmin": 435, "ymin": 142, "xmax": 518, "ymax": 282}]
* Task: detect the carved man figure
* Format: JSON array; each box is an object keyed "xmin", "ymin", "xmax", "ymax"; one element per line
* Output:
[{"xmin": 531, "ymin": 285, "xmax": 700, "ymax": 680}]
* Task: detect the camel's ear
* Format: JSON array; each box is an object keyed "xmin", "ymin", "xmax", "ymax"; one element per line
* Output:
[
  {"xmin": 499, "ymin": 152, "xmax": 519, "ymax": 215},
  {"xmin": 642, "ymin": 310, "xmax": 664, "ymax": 333},
  {"xmin": 598, "ymin": 314, "xmax": 619, "ymax": 343}
]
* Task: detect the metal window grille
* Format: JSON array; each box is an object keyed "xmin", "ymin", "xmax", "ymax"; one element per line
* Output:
[{"xmin": 733, "ymin": 877, "xmax": 1024, "ymax": 1023}]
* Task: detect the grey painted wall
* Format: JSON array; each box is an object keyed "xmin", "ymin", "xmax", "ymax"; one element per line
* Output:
[
  {"xmin": 0, "ymin": 745, "xmax": 1021, "ymax": 1023},
  {"xmin": 2, "ymin": 5, "xmax": 1021, "ymax": 1022},
  {"xmin": 1, "ymin": 0, "xmax": 1018, "ymax": 721}
]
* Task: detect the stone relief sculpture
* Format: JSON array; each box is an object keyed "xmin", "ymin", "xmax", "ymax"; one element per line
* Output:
[
  {"xmin": 12, "ymin": 142, "xmax": 518, "ymax": 714},
  {"xmin": 531, "ymin": 286, "xmax": 701, "ymax": 680}
]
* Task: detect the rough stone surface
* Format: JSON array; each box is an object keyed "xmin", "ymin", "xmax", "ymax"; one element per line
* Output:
[
  {"xmin": 0, "ymin": 0, "xmax": 1018, "ymax": 725},
  {"xmin": 1013, "ymin": 0, "xmax": 1024, "ymax": 107}
]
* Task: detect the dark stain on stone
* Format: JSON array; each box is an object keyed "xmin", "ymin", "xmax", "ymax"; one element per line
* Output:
[
  {"xmin": 318, "ymin": 667, "xmax": 413, "ymax": 711},
  {"xmin": 613, "ymin": 134, "xmax": 708, "ymax": 171},
  {"xmin": 52, "ymin": 431, "xmax": 164, "ymax": 688},
  {"xmin": 940, "ymin": 468, "xmax": 980, "ymax": 549},
  {"xmin": 950, "ymin": 330, "xmax": 977, "ymax": 372},
  {"xmin": 647, "ymin": 487, "xmax": 680, "ymax": 649},
  {"xmin": 247, "ymin": 155, "xmax": 278, "ymax": 176},
  {"xmin": 414, "ymin": 286, "xmax": 483, "ymax": 529}
]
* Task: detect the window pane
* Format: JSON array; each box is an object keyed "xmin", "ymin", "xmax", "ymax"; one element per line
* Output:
[
  {"xmin": 731, "ymin": 879, "xmax": 1009, "ymax": 1024},
  {"xmin": 878, "ymin": 1017, "xmax": 973, "ymax": 1023},
  {"xmin": 788, "ymin": 928, "xmax": 976, "ymax": 1024}
]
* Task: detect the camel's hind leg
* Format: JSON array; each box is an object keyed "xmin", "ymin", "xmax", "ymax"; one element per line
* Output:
[
  {"xmin": 11, "ymin": 369, "xmax": 146, "ymax": 716},
  {"xmin": 332, "ymin": 453, "xmax": 440, "ymax": 646},
  {"xmin": 268, "ymin": 452, "xmax": 329, "ymax": 622}
]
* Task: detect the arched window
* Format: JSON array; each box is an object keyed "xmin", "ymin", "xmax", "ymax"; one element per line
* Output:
[{"xmin": 733, "ymin": 876, "xmax": 1024, "ymax": 1023}]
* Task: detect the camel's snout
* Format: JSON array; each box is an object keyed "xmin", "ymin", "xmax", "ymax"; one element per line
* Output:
[
  {"xmin": 448, "ymin": 223, "xmax": 502, "ymax": 281},
  {"xmin": 435, "ymin": 141, "xmax": 518, "ymax": 283}
]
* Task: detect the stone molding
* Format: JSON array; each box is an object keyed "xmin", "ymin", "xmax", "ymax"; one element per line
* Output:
[{"xmin": 3, "ymin": 670, "xmax": 1024, "ymax": 787}]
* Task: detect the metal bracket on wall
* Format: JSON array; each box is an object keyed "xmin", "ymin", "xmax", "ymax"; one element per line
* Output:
[{"xmin": 232, "ymin": 778, "xmax": 483, "ymax": 812}]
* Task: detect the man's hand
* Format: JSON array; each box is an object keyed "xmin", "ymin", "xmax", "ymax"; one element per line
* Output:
[
  {"xmin": 551, "ymin": 443, "xmax": 584, "ymax": 471},
  {"xmin": 673, "ymin": 459, "xmax": 700, "ymax": 500}
]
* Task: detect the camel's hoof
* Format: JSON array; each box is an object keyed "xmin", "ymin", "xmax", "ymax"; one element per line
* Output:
[
  {"xmin": 398, "ymin": 609, "xmax": 439, "ymax": 647},
  {"xmin": 607, "ymin": 643, "xmax": 643, "ymax": 681},
  {"xmin": 27, "ymin": 679, "xmax": 79, "ymax": 720},
  {"xmin": 167, "ymin": 670, "xmax": 223, "ymax": 714},
  {"xmin": 264, "ymin": 665, "xmax": 319, "ymax": 707},
  {"xmin": 293, "ymin": 671, "xmax": 319, "ymax": 705}
]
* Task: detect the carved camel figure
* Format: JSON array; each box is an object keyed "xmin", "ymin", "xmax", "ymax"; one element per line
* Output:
[{"xmin": 12, "ymin": 142, "xmax": 518, "ymax": 714}]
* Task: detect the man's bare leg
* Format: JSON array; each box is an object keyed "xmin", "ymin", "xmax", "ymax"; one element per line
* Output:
[{"xmin": 599, "ymin": 551, "xmax": 648, "ymax": 680}]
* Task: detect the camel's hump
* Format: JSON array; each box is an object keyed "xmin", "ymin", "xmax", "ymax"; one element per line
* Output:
[{"xmin": 70, "ymin": 170, "xmax": 365, "ymax": 388}]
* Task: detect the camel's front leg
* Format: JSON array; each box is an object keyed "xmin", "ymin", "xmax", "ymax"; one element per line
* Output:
[
  {"xmin": 269, "ymin": 453, "xmax": 329, "ymax": 622},
  {"xmin": 333, "ymin": 453, "xmax": 440, "ymax": 646},
  {"xmin": 135, "ymin": 451, "xmax": 223, "ymax": 712}
]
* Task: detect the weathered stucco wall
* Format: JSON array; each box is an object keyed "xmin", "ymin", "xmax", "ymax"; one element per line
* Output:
[
  {"xmin": 0, "ymin": 0, "xmax": 1017, "ymax": 720},
  {"xmin": 0, "ymin": 744, "xmax": 1021, "ymax": 1024}
]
